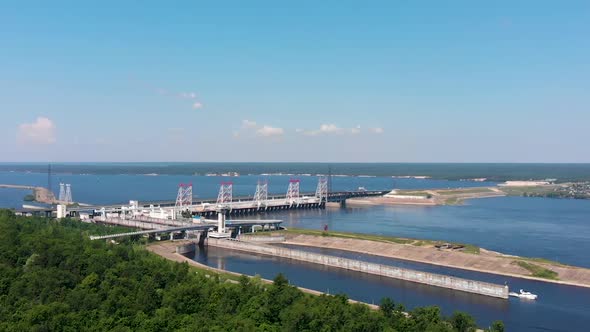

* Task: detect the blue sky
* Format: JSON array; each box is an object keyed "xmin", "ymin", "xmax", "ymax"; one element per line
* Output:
[{"xmin": 1, "ymin": 1, "xmax": 588, "ymax": 162}]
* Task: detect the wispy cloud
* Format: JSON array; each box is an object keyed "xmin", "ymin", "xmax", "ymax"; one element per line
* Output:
[
  {"xmin": 242, "ymin": 120, "xmax": 257, "ymax": 128},
  {"xmin": 300, "ymin": 124, "xmax": 362, "ymax": 136},
  {"xmin": 256, "ymin": 126, "xmax": 284, "ymax": 137},
  {"xmin": 234, "ymin": 120, "xmax": 283, "ymax": 138},
  {"xmin": 369, "ymin": 127, "xmax": 384, "ymax": 134},
  {"xmin": 17, "ymin": 117, "xmax": 56, "ymax": 145},
  {"xmin": 179, "ymin": 92, "xmax": 197, "ymax": 99},
  {"xmin": 158, "ymin": 88, "xmax": 204, "ymax": 109}
]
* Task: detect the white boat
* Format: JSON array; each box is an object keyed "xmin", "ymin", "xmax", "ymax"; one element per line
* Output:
[{"xmin": 509, "ymin": 289, "xmax": 538, "ymax": 300}]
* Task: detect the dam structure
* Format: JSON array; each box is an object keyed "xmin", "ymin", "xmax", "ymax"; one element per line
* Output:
[
  {"xmin": 63, "ymin": 176, "xmax": 388, "ymax": 220},
  {"xmin": 79, "ymin": 176, "xmax": 384, "ymax": 241}
]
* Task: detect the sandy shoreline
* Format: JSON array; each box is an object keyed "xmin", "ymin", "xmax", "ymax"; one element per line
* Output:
[
  {"xmin": 281, "ymin": 234, "xmax": 590, "ymax": 288},
  {"xmin": 347, "ymin": 186, "xmax": 506, "ymax": 206}
]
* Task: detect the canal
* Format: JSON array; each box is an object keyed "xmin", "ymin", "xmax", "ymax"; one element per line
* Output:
[{"xmin": 185, "ymin": 245, "xmax": 590, "ymax": 332}]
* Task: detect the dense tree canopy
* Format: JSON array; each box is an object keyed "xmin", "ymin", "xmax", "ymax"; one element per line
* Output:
[{"xmin": 0, "ymin": 210, "xmax": 502, "ymax": 331}]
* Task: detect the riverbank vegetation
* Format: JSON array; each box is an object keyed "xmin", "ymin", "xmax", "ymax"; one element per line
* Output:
[
  {"xmin": 500, "ymin": 183, "xmax": 590, "ymax": 200},
  {"xmin": 263, "ymin": 228, "xmax": 483, "ymax": 255},
  {"xmin": 279, "ymin": 227, "xmax": 417, "ymax": 244},
  {"xmin": 0, "ymin": 210, "xmax": 504, "ymax": 331},
  {"xmin": 514, "ymin": 261, "xmax": 559, "ymax": 280},
  {"xmin": 436, "ymin": 188, "xmax": 495, "ymax": 195}
]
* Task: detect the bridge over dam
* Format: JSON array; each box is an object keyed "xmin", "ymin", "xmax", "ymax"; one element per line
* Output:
[{"xmin": 89, "ymin": 217, "xmax": 283, "ymax": 241}]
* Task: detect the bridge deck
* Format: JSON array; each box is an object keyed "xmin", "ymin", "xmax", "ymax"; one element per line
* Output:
[{"xmin": 90, "ymin": 219, "xmax": 283, "ymax": 240}]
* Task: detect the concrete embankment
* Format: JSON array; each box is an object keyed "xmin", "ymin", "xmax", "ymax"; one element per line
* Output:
[
  {"xmin": 237, "ymin": 234, "xmax": 286, "ymax": 243},
  {"xmin": 175, "ymin": 242, "xmax": 197, "ymax": 254},
  {"xmin": 208, "ymin": 238, "xmax": 509, "ymax": 299}
]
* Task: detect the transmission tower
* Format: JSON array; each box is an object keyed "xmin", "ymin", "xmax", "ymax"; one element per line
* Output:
[
  {"xmin": 59, "ymin": 183, "xmax": 65, "ymax": 202},
  {"xmin": 175, "ymin": 183, "xmax": 193, "ymax": 208},
  {"xmin": 217, "ymin": 182, "xmax": 233, "ymax": 204},
  {"xmin": 47, "ymin": 164, "xmax": 52, "ymax": 193},
  {"xmin": 328, "ymin": 165, "xmax": 333, "ymax": 195},
  {"xmin": 254, "ymin": 179, "xmax": 268, "ymax": 205},
  {"xmin": 315, "ymin": 176, "xmax": 328, "ymax": 203},
  {"xmin": 64, "ymin": 184, "xmax": 72, "ymax": 203},
  {"xmin": 286, "ymin": 179, "xmax": 300, "ymax": 205},
  {"xmin": 59, "ymin": 183, "xmax": 73, "ymax": 203}
]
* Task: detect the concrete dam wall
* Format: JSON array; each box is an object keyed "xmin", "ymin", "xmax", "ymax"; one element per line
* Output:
[{"xmin": 208, "ymin": 238, "xmax": 509, "ymax": 299}]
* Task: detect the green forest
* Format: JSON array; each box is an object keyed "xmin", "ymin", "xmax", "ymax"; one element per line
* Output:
[{"xmin": 0, "ymin": 210, "xmax": 503, "ymax": 331}]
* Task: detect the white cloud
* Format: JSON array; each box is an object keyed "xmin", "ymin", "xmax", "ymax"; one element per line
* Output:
[
  {"xmin": 242, "ymin": 120, "xmax": 257, "ymax": 128},
  {"xmin": 153, "ymin": 84, "xmax": 203, "ymax": 109},
  {"xmin": 235, "ymin": 120, "xmax": 283, "ymax": 138},
  {"xmin": 179, "ymin": 92, "xmax": 197, "ymax": 99},
  {"xmin": 300, "ymin": 124, "xmax": 361, "ymax": 136},
  {"xmin": 369, "ymin": 127, "xmax": 384, "ymax": 134},
  {"xmin": 18, "ymin": 117, "xmax": 56, "ymax": 145},
  {"xmin": 319, "ymin": 124, "xmax": 341, "ymax": 134},
  {"xmin": 256, "ymin": 126, "xmax": 284, "ymax": 137}
]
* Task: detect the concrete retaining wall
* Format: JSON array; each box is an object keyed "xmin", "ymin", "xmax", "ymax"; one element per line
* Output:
[
  {"xmin": 176, "ymin": 242, "xmax": 197, "ymax": 254},
  {"xmin": 208, "ymin": 239, "xmax": 508, "ymax": 299},
  {"xmin": 237, "ymin": 235, "xmax": 286, "ymax": 243}
]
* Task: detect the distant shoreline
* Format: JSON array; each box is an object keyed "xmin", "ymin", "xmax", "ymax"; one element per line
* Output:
[{"xmin": 2, "ymin": 162, "xmax": 590, "ymax": 183}]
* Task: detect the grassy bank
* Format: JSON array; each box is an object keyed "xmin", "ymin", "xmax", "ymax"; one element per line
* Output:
[
  {"xmin": 437, "ymin": 188, "xmax": 494, "ymax": 195},
  {"xmin": 499, "ymin": 185, "xmax": 557, "ymax": 197},
  {"xmin": 392, "ymin": 190, "xmax": 431, "ymax": 197},
  {"xmin": 256, "ymin": 228, "xmax": 483, "ymax": 255},
  {"xmin": 443, "ymin": 197, "xmax": 462, "ymax": 205},
  {"xmin": 514, "ymin": 261, "xmax": 559, "ymax": 280},
  {"xmin": 279, "ymin": 228, "xmax": 417, "ymax": 245}
]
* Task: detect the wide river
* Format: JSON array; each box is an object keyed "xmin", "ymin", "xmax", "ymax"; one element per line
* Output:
[{"xmin": 1, "ymin": 171, "xmax": 589, "ymax": 330}]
